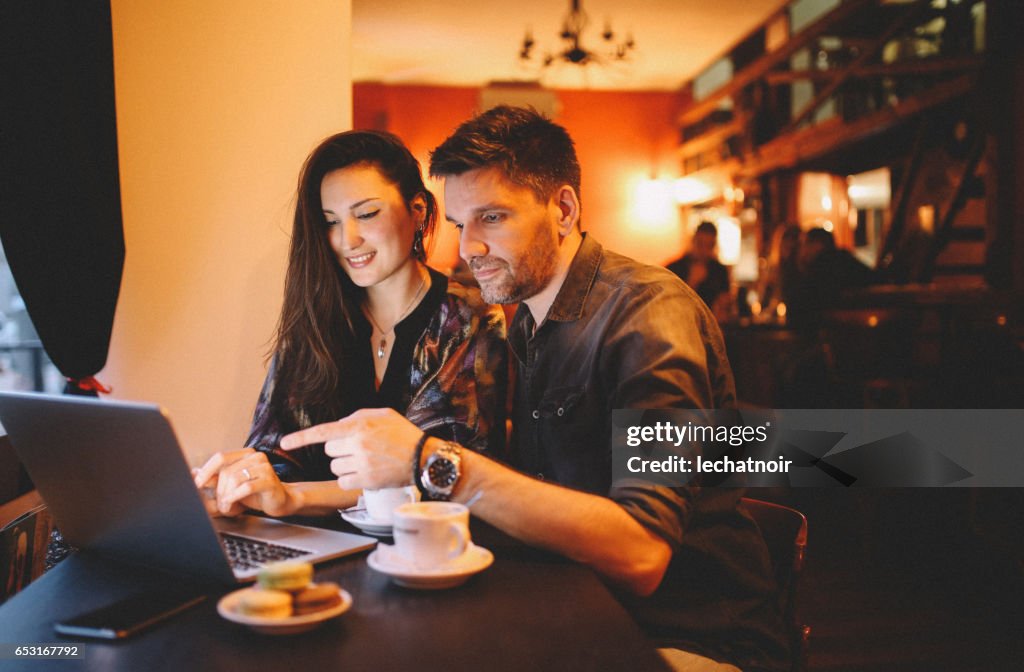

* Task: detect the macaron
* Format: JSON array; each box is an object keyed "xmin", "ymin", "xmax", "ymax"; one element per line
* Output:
[
  {"xmin": 293, "ymin": 582, "xmax": 342, "ymax": 615},
  {"xmin": 237, "ymin": 588, "xmax": 293, "ymax": 619},
  {"xmin": 257, "ymin": 560, "xmax": 313, "ymax": 592}
]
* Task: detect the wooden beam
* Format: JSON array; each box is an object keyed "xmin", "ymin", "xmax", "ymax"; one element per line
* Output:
[
  {"xmin": 678, "ymin": 116, "xmax": 747, "ymax": 161},
  {"xmin": 882, "ymin": 120, "xmax": 931, "ymax": 266},
  {"xmin": 926, "ymin": 133, "xmax": 987, "ymax": 279},
  {"xmin": 763, "ymin": 56, "xmax": 984, "ymax": 85},
  {"xmin": 677, "ymin": 159, "xmax": 741, "ymax": 192},
  {"xmin": 738, "ymin": 74, "xmax": 976, "ymax": 178},
  {"xmin": 677, "ymin": 0, "xmax": 876, "ymax": 128},
  {"xmin": 780, "ymin": 1, "xmax": 932, "ymax": 135}
]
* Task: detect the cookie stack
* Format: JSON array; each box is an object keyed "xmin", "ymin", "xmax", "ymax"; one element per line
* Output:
[{"xmin": 235, "ymin": 560, "xmax": 343, "ymax": 618}]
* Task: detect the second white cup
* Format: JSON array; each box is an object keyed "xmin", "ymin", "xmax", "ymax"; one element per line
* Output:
[
  {"xmin": 392, "ymin": 501, "xmax": 470, "ymax": 568},
  {"xmin": 363, "ymin": 486, "xmax": 419, "ymax": 523}
]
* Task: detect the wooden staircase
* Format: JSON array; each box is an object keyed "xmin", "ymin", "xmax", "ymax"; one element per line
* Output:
[{"xmin": 673, "ymin": 0, "xmax": 1005, "ymax": 288}]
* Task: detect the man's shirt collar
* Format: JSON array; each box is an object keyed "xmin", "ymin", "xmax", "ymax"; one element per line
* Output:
[{"xmin": 512, "ymin": 232, "xmax": 602, "ymax": 330}]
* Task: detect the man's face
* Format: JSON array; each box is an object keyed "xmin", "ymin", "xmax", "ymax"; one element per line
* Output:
[
  {"xmin": 444, "ymin": 167, "xmax": 560, "ymax": 305},
  {"xmin": 691, "ymin": 231, "xmax": 716, "ymax": 262}
]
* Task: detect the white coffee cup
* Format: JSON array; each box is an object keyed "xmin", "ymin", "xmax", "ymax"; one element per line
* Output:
[
  {"xmin": 363, "ymin": 486, "xmax": 419, "ymax": 523},
  {"xmin": 392, "ymin": 501, "xmax": 471, "ymax": 568}
]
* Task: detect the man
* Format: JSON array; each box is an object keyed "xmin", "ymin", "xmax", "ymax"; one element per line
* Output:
[
  {"xmin": 666, "ymin": 220, "xmax": 731, "ymax": 321},
  {"xmin": 282, "ymin": 107, "xmax": 788, "ymax": 671},
  {"xmin": 789, "ymin": 227, "xmax": 875, "ymax": 331}
]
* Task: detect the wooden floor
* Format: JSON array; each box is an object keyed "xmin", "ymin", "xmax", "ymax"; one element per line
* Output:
[{"xmin": 772, "ymin": 489, "xmax": 1024, "ymax": 671}]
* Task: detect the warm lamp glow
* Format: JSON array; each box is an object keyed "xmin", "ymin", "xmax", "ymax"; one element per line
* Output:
[
  {"xmin": 918, "ymin": 205, "xmax": 936, "ymax": 234},
  {"xmin": 847, "ymin": 167, "xmax": 892, "ymax": 208},
  {"xmin": 633, "ymin": 178, "xmax": 676, "ymax": 231},
  {"xmin": 673, "ymin": 177, "xmax": 715, "ymax": 205},
  {"xmin": 715, "ymin": 216, "xmax": 741, "ymax": 266}
]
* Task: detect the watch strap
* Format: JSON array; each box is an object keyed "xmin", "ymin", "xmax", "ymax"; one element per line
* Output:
[{"xmin": 412, "ymin": 431, "xmax": 431, "ymax": 500}]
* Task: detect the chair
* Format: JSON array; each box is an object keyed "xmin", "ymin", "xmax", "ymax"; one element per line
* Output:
[
  {"xmin": 742, "ymin": 497, "xmax": 810, "ymax": 672},
  {"xmin": 1, "ymin": 490, "xmax": 54, "ymax": 603},
  {"xmin": 0, "ymin": 433, "xmax": 34, "ymax": 505}
]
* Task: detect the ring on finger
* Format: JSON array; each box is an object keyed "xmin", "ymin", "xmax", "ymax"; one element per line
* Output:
[{"xmin": 242, "ymin": 467, "xmax": 255, "ymax": 482}]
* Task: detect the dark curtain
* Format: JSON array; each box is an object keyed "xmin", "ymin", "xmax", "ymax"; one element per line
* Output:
[{"xmin": 0, "ymin": 1, "xmax": 125, "ymax": 396}]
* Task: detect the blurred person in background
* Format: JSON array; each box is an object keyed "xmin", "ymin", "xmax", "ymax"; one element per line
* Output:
[
  {"xmin": 788, "ymin": 227, "xmax": 874, "ymax": 331},
  {"xmin": 667, "ymin": 221, "xmax": 732, "ymax": 323},
  {"xmin": 756, "ymin": 223, "xmax": 801, "ymax": 320}
]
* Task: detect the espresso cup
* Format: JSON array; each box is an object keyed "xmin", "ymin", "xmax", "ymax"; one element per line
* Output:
[
  {"xmin": 363, "ymin": 486, "xmax": 419, "ymax": 523},
  {"xmin": 392, "ymin": 502, "xmax": 470, "ymax": 568}
]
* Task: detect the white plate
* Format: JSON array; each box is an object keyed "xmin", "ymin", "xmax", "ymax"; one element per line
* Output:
[
  {"xmin": 367, "ymin": 543, "xmax": 494, "ymax": 590},
  {"xmin": 217, "ymin": 587, "xmax": 352, "ymax": 635},
  {"xmin": 340, "ymin": 507, "xmax": 393, "ymax": 537}
]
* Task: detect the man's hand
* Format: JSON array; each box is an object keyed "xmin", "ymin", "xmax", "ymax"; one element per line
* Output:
[{"xmin": 281, "ymin": 408, "xmax": 422, "ymax": 490}]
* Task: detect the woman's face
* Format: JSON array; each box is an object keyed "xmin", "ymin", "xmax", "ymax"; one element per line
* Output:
[
  {"xmin": 780, "ymin": 231, "xmax": 799, "ymax": 261},
  {"xmin": 320, "ymin": 164, "xmax": 423, "ymax": 289}
]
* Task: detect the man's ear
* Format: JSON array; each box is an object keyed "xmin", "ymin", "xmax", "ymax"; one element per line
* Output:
[{"xmin": 553, "ymin": 185, "xmax": 580, "ymax": 236}]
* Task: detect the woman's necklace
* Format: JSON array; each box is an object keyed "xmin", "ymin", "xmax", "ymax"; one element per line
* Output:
[{"xmin": 363, "ymin": 275, "xmax": 427, "ymax": 360}]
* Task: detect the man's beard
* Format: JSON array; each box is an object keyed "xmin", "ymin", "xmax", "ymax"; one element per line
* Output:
[{"xmin": 470, "ymin": 225, "xmax": 559, "ymax": 305}]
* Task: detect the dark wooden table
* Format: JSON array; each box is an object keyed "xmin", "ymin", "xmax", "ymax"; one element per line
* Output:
[{"xmin": 0, "ymin": 519, "xmax": 669, "ymax": 671}]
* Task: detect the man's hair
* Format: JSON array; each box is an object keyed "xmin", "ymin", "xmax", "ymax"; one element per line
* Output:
[
  {"xmin": 695, "ymin": 221, "xmax": 718, "ymax": 238},
  {"xmin": 805, "ymin": 227, "xmax": 836, "ymax": 250},
  {"xmin": 429, "ymin": 105, "xmax": 581, "ymax": 206}
]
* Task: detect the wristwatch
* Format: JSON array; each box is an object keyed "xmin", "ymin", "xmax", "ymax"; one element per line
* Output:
[{"xmin": 419, "ymin": 440, "xmax": 462, "ymax": 500}]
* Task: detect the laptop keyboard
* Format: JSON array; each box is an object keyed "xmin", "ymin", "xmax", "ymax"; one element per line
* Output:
[{"xmin": 220, "ymin": 532, "xmax": 313, "ymax": 571}]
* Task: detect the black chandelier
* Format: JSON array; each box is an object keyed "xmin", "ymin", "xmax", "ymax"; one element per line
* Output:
[{"xmin": 519, "ymin": 0, "xmax": 635, "ymax": 68}]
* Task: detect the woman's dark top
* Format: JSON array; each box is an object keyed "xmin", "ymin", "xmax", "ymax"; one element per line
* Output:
[{"xmin": 246, "ymin": 268, "xmax": 507, "ymax": 481}]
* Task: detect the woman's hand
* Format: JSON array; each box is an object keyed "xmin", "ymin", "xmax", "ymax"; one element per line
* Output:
[{"xmin": 192, "ymin": 448, "xmax": 300, "ymax": 517}]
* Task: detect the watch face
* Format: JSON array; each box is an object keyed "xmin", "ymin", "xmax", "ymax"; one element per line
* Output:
[{"xmin": 428, "ymin": 458, "xmax": 458, "ymax": 488}]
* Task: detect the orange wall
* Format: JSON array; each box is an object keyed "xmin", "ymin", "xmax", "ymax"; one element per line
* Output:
[
  {"xmin": 105, "ymin": 0, "xmax": 352, "ymax": 463},
  {"xmin": 354, "ymin": 83, "xmax": 689, "ymax": 268}
]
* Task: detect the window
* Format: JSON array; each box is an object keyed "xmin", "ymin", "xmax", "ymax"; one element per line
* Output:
[{"xmin": 0, "ymin": 241, "xmax": 62, "ymax": 393}]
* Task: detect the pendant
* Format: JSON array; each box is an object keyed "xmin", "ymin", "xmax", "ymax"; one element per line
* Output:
[{"xmin": 377, "ymin": 337, "xmax": 386, "ymax": 360}]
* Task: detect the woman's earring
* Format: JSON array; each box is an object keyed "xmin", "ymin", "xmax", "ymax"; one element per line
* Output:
[{"xmin": 412, "ymin": 227, "xmax": 424, "ymax": 259}]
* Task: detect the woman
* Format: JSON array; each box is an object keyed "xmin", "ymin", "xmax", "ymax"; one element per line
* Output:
[
  {"xmin": 756, "ymin": 223, "xmax": 801, "ymax": 319},
  {"xmin": 193, "ymin": 131, "xmax": 506, "ymax": 517}
]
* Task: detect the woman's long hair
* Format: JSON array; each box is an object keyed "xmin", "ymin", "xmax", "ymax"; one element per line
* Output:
[{"xmin": 272, "ymin": 130, "xmax": 438, "ymax": 419}]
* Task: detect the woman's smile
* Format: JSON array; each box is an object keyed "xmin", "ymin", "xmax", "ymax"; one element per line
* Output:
[{"xmin": 344, "ymin": 251, "xmax": 376, "ymax": 268}]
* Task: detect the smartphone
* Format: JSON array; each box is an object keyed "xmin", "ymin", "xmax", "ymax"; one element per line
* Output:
[{"xmin": 54, "ymin": 588, "xmax": 207, "ymax": 640}]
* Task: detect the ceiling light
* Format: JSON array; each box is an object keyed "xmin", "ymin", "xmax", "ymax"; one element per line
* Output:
[{"xmin": 519, "ymin": 0, "xmax": 635, "ymax": 70}]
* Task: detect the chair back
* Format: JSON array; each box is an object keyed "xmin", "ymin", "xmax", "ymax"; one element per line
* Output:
[
  {"xmin": 742, "ymin": 497, "xmax": 809, "ymax": 671},
  {"xmin": 1, "ymin": 490, "xmax": 54, "ymax": 603},
  {"xmin": 1, "ymin": 433, "xmax": 33, "ymax": 505}
]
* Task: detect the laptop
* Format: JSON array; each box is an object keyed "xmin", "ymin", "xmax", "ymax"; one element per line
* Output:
[{"xmin": 0, "ymin": 392, "xmax": 376, "ymax": 584}]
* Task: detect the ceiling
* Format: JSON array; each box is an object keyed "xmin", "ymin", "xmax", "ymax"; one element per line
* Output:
[{"xmin": 352, "ymin": 0, "xmax": 789, "ymax": 91}]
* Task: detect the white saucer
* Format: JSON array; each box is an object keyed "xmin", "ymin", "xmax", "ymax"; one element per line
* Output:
[
  {"xmin": 366, "ymin": 543, "xmax": 494, "ymax": 590},
  {"xmin": 217, "ymin": 587, "xmax": 352, "ymax": 635},
  {"xmin": 340, "ymin": 507, "xmax": 393, "ymax": 537}
]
